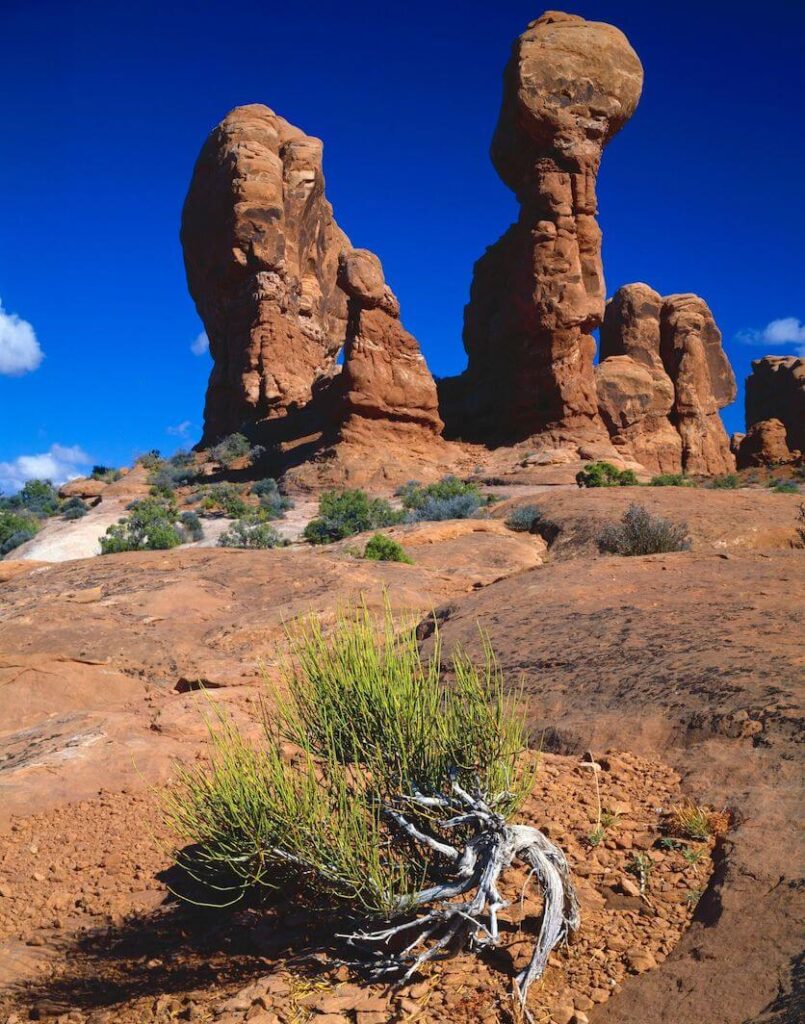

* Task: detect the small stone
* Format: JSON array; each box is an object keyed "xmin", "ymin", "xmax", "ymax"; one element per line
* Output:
[
  {"xmin": 626, "ymin": 949, "xmax": 658, "ymax": 972},
  {"xmin": 552, "ymin": 1005, "xmax": 575, "ymax": 1024}
]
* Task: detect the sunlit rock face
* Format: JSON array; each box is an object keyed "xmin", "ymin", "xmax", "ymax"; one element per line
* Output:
[{"xmin": 445, "ymin": 11, "xmax": 644, "ymax": 444}]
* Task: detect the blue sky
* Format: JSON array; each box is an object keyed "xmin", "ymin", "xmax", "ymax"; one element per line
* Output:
[{"xmin": 1, "ymin": 0, "xmax": 803, "ymax": 490}]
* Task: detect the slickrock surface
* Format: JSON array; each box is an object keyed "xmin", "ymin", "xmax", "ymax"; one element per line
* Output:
[
  {"xmin": 598, "ymin": 284, "xmax": 736, "ymax": 474},
  {"xmin": 736, "ymin": 356, "xmax": 804, "ymax": 467},
  {"xmin": 445, "ymin": 12, "xmax": 643, "ymax": 444},
  {"xmin": 429, "ymin": 548, "xmax": 804, "ymax": 1024}
]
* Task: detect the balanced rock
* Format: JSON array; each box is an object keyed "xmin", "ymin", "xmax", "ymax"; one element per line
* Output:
[
  {"xmin": 181, "ymin": 104, "xmax": 350, "ymax": 444},
  {"xmin": 736, "ymin": 357, "xmax": 804, "ymax": 467},
  {"xmin": 445, "ymin": 11, "xmax": 644, "ymax": 442},
  {"xmin": 598, "ymin": 285, "xmax": 736, "ymax": 474}
]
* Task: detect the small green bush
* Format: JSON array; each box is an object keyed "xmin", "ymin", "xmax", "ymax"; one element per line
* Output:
[
  {"xmin": 303, "ymin": 489, "xmax": 402, "ymax": 544},
  {"xmin": 136, "ymin": 449, "xmax": 163, "ymax": 470},
  {"xmin": 363, "ymin": 533, "xmax": 412, "ymax": 563},
  {"xmin": 198, "ymin": 483, "xmax": 248, "ymax": 518},
  {"xmin": 61, "ymin": 497, "xmax": 89, "ymax": 520},
  {"xmin": 397, "ymin": 477, "xmax": 487, "ymax": 522},
  {"xmin": 768, "ymin": 479, "xmax": 798, "ymax": 493},
  {"xmin": 505, "ymin": 504, "xmax": 542, "ymax": 532},
  {"xmin": 708, "ymin": 474, "xmax": 739, "ymax": 490},
  {"xmin": 209, "ymin": 433, "xmax": 251, "ymax": 468},
  {"xmin": 576, "ymin": 462, "xmax": 638, "ymax": 488},
  {"xmin": 599, "ymin": 503, "xmax": 691, "ymax": 556},
  {"xmin": 91, "ymin": 465, "xmax": 123, "ymax": 483},
  {"xmin": 649, "ymin": 473, "xmax": 692, "ymax": 487},
  {"xmin": 8, "ymin": 479, "xmax": 60, "ymax": 517},
  {"xmin": 218, "ymin": 516, "xmax": 286, "ymax": 549},
  {"xmin": 100, "ymin": 497, "xmax": 182, "ymax": 554},
  {"xmin": 251, "ymin": 478, "xmax": 294, "ymax": 519},
  {"xmin": 0, "ymin": 510, "xmax": 39, "ymax": 555}
]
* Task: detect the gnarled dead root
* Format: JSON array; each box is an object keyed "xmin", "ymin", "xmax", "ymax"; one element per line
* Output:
[{"xmin": 342, "ymin": 778, "xmax": 579, "ymax": 1009}]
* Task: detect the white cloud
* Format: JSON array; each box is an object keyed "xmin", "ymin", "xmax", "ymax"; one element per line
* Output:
[
  {"xmin": 0, "ymin": 298, "xmax": 44, "ymax": 375},
  {"xmin": 166, "ymin": 420, "xmax": 193, "ymax": 438},
  {"xmin": 190, "ymin": 331, "xmax": 209, "ymax": 356},
  {"xmin": 736, "ymin": 317, "xmax": 805, "ymax": 357},
  {"xmin": 0, "ymin": 443, "xmax": 91, "ymax": 495}
]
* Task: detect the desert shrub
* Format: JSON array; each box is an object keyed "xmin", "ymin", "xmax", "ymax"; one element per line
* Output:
[
  {"xmin": 179, "ymin": 511, "xmax": 204, "ymax": 542},
  {"xmin": 398, "ymin": 476, "xmax": 487, "ymax": 522},
  {"xmin": 209, "ymin": 433, "xmax": 251, "ymax": 468},
  {"xmin": 576, "ymin": 462, "xmax": 637, "ymax": 488},
  {"xmin": 598, "ymin": 503, "xmax": 691, "ymax": 556},
  {"xmin": 91, "ymin": 465, "xmax": 122, "ymax": 483},
  {"xmin": 251, "ymin": 478, "xmax": 294, "ymax": 519},
  {"xmin": 197, "ymin": 483, "xmax": 248, "ymax": 518},
  {"xmin": 363, "ymin": 533, "xmax": 412, "ymax": 563},
  {"xmin": 61, "ymin": 497, "xmax": 88, "ymax": 520},
  {"xmin": 649, "ymin": 473, "xmax": 692, "ymax": 487},
  {"xmin": 505, "ymin": 504, "xmax": 542, "ymax": 532},
  {"xmin": 100, "ymin": 497, "xmax": 182, "ymax": 554},
  {"xmin": 303, "ymin": 489, "xmax": 402, "ymax": 544},
  {"xmin": 768, "ymin": 478, "xmax": 798, "ymax": 493},
  {"xmin": 0, "ymin": 510, "xmax": 39, "ymax": 555},
  {"xmin": 708, "ymin": 473, "xmax": 739, "ymax": 489},
  {"xmin": 136, "ymin": 449, "xmax": 163, "ymax": 470},
  {"xmin": 163, "ymin": 606, "xmax": 575, "ymax": 998},
  {"xmin": 166, "ymin": 606, "xmax": 531, "ymax": 905},
  {"xmin": 149, "ymin": 451, "xmax": 200, "ymax": 494},
  {"xmin": 7, "ymin": 479, "xmax": 60, "ymax": 517},
  {"xmin": 218, "ymin": 515, "xmax": 286, "ymax": 549}
]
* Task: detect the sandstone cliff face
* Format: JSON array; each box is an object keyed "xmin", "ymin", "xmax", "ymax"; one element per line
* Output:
[
  {"xmin": 181, "ymin": 105, "xmax": 350, "ymax": 443},
  {"xmin": 598, "ymin": 285, "xmax": 736, "ymax": 475},
  {"xmin": 736, "ymin": 357, "xmax": 804, "ymax": 467},
  {"xmin": 445, "ymin": 11, "xmax": 644, "ymax": 442}
]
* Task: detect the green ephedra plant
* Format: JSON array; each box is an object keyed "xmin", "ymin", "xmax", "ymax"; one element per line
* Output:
[{"xmin": 164, "ymin": 605, "xmax": 579, "ymax": 1006}]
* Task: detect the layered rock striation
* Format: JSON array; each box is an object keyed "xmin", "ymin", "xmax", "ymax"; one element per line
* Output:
[{"xmin": 443, "ymin": 11, "xmax": 644, "ymax": 443}]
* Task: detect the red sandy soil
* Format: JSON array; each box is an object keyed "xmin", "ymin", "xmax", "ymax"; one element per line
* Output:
[{"xmin": 0, "ymin": 753, "xmax": 717, "ymax": 1024}]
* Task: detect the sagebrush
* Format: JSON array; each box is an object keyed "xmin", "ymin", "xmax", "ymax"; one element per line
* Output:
[{"xmin": 598, "ymin": 503, "xmax": 690, "ymax": 556}]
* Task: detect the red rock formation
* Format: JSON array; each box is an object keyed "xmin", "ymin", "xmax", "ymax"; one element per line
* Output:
[
  {"xmin": 337, "ymin": 250, "xmax": 443, "ymax": 435},
  {"xmin": 736, "ymin": 357, "xmax": 804, "ymax": 467},
  {"xmin": 598, "ymin": 285, "xmax": 736, "ymax": 474},
  {"xmin": 444, "ymin": 12, "xmax": 644, "ymax": 443},
  {"xmin": 597, "ymin": 284, "xmax": 681, "ymax": 473},
  {"xmin": 181, "ymin": 105, "xmax": 350, "ymax": 443},
  {"xmin": 181, "ymin": 106, "xmax": 442, "ymax": 458},
  {"xmin": 660, "ymin": 294, "xmax": 737, "ymax": 475}
]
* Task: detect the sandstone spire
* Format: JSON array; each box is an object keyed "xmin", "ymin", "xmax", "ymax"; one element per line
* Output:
[{"xmin": 445, "ymin": 11, "xmax": 644, "ymax": 442}]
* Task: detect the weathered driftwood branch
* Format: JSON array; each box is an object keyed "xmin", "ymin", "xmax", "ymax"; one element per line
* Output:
[{"xmin": 342, "ymin": 777, "xmax": 579, "ymax": 1006}]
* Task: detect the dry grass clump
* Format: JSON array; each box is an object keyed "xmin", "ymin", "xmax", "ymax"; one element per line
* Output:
[{"xmin": 668, "ymin": 801, "xmax": 728, "ymax": 841}]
